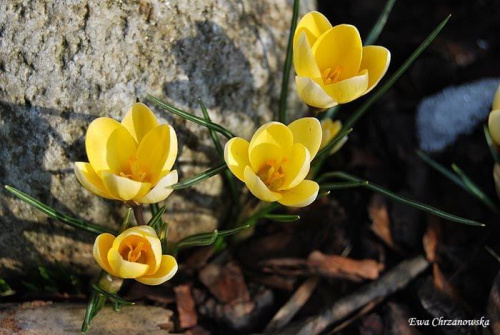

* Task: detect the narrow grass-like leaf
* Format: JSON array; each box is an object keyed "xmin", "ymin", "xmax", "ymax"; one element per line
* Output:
[
  {"xmin": 451, "ymin": 164, "xmax": 500, "ymax": 214},
  {"xmin": 147, "ymin": 95, "xmax": 235, "ymax": 139},
  {"xmin": 278, "ymin": 0, "xmax": 300, "ymax": 124},
  {"xmin": 484, "ymin": 125, "xmax": 500, "ymax": 164},
  {"xmin": 0, "ymin": 278, "xmax": 15, "ymax": 297},
  {"xmin": 147, "ymin": 205, "xmax": 167, "ymax": 231},
  {"xmin": 262, "ymin": 214, "xmax": 300, "ymax": 222},
  {"xmin": 5, "ymin": 185, "xmax": 115, "ymax": 235},
  {"xmin": 199, "ymin": 98, "xmax": 240, "ymax": 206},
  {"xmin": 417, "ymin": 151, "xmax": 500, "ymax": 214},
  {"xmin": 343, "ymin": 15, "xmax": 451, "ymax": 131},
  {"xmin": 92, "ymin": 284, "xmax": 134, "ymax": 306},
  {"xmin": 171, "ymin": 163, "xmax": 227, "ymax": 189},
  {"xmin": 486, "ymin": 246, "xmax": 500, "ymax": 263},
  {"xmin": 416, "ymin": 151, "xmax": 467, "ymax": 191},
  {"xmin": 81, "ymin": 290, "xmax": 107, "ymax": 332},
  {"xmin": 119, "ymin": 208, "xmax": 133, "ymax": 232},
  {"xmin": 365, "ymin": 0, "xmax": 397, "ymax": 45},
  {"xmin": 175, "ymin": 225, "xmax": 250, "ymax": 250},
  {"xmin": 319, "ymin": 181, "xmax": 368, "ymax": 190},
  {"xmin": 320, "ymin": 171, "xmax": 484, "ymax": 227},
  {"xmin": 317, "ymin": 190, "xmax": 331, "ymax": 199}
]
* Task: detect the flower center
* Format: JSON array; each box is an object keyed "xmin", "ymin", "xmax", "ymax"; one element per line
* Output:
[
  {"xmin": 125, "ymin": 241, "xmax": 148, "ymax": 263},
  {"xmin": 119, "ymin": 157, "xmax": 148, "ymax": 182},
  {"xmin": 322, "ymin": 66, "xmax": 343, "ymax": 85},
  {"xmin": 256, "ymin": 158, "xmax": 287, "ymax": 191}
]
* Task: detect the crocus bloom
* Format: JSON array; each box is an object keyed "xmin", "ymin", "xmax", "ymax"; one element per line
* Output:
[
  {"xmin": 488, "ymin": 85, "xmax": 500, "ymax": 146},
  {"xmin": 293, "ymin": 11, "xmax": 391, "ymax": 109},
  {"xmin": 74, "ymin": 103, "xmax": 178, "ymax": 204},
  {"xmin": 94, "ymin": 226, "xmax": 177, "ymax": 285},
  {"xmin": 224, "ymin": 118, "xmax": 321, "ymax": 207},
  {"xmin": 320, "ymin": 119, "xmax": 347, "ymax": 154}
]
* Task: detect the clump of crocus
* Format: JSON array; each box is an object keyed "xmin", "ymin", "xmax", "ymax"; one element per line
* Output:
[
  {"xmin": 74, "ymin": 103, "xmax": 178, "ymax": 204},
  {"xmin": 94, "ymin": 226, "xmax": 177, "ymax": 285},
  {"xmin": 293, "ymin": 11, "xmax": 391, "ymax": 109},
  {"xmin": 320, "ymin": 119, "xmax": 347, "ymax": 155},
  {"xmin": 224, "ymin": 118, "xmax": 321, "ymax": 207}
]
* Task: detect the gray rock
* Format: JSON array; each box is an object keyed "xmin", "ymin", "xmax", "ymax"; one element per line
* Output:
[{"xmin": 0, "ymin": 0, "xmax": 314, "ymax": 276}]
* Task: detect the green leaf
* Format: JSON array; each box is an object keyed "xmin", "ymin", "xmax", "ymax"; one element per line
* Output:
[
  {"xmin": 146, "ymin": 95, "xmax": 235, "ymax": 139},
  {"xmin": 365, "ymin": 0, "xmax": 397, "ymax": 45},
  {"xmin": 319, "ymin": 181, "xmax": 369, "ymax": 189},
  {"xmin": 171, "ymin": 163, "xmax": 227, "ymax": 189},
  {"xmin": 199, "ymin": 98, "xmax": 240, "ymax": 206},
  {"xmin": 119, "ymin": 208, "xmax": 133, "ymax": 232},
  {"xmin": 81, "ymin": 290, "xmax": 107, "ymax": 333},
  {"xmin": 343, "ymin": 15, "xmax": 451, "ymax": 131},
  {"xmin": 320, "ymin": 171, "xmax": 484, "ymax": 227},
  {"xmin": 92, "ymin": 284, "xmax": 134, "ymax": 306},
  {"xmin": 484, "ymin": 125, "xmax": 500, "ymax": 164},
  {"xmin": 262, "ymin": 214, "xmax": 300, "ymax": 222},
  {"xmin": 417, "ymin": 151, "xmax": 500, "ymax": 214},
  {"xmin": 416, "ymin": 150, "xmax": 467, "ymax": 191},
  {"xmin": 147, "ymin": 205, "xmax": 167, "ymax": 231},
  {"xmin": 4, "ymin": 185, "xmax": 115, "ymax": 235},
  {"xmin": 451, "ymin": 164, "xmax": 500, "ymax": 214},
  {"xmin": 175, "ymin": 225, "xmax": 251, "ymax": 251},
  {"xmin": 0, "ymin": 278, "xmax": 15, "ymax": 297},
  {"xmin": 278, "ymin": 0, "xmax": 300, "ymax": 124}
]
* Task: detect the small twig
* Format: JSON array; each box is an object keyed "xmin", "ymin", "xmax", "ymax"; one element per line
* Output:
[
  {"xmin": 132, "ymin": 205, "xmax": 146, "ymax": 226},
  {"xmin": 264, "ymin": 277, "xmax": 320, "ymax": 333},
  {"xmin": 328, "ymin": 297, "xmax": 383, "ymax": 334},
  {"xmin": 276, "ymin": 255, "xmax": 429, "ymax": 335}
]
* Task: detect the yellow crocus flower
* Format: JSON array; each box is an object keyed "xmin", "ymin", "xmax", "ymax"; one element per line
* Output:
[
  {"xmin": 488, "ymin": 85, "xmax": 500, "ymax": 146},
  {"xmin": 320, "ymin": 119, "xmax": 347, "ymax": 154},
  {"xmin": 224, "ymin": 118, "xmax": 321, "ymax": 207},
  {"xmin": 93, "ymin": 226, "xmax": 177, "ymax": 285},
  {"xmin": 293, "ymin": 11, "xmax": 391, "ymax": 109},
  {"xmin": 74, "ymin": 103, "xmax": 178, "ymax": 204}
]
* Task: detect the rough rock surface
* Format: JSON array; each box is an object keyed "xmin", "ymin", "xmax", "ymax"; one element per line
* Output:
[
  {"xmin": 0, "ymin": 0, "xmax": 314, "ymax": 276},
  {"xmin": 0, "ymin": 301, "xmax": 173, "ymax": 334}
]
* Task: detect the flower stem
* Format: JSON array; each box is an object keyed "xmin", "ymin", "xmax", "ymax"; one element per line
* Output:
[{"xmin": 133, "ymin": 205, "xmax": 146, "ymax": 226}]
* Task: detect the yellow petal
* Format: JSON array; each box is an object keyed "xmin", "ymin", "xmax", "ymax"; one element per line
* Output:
[
  {"xmin": 136, "ymin": 170, "xmax": 178, "ymax": 204},
  {"xmin": 93, "ymin": 233, "xmax": 116, "ymax": 274},
  {"xmin": 112, "ymin": 226, "xmax": 158, "ymax": 251},
  {"xmin": 136, "ymin": 255, "xmax": 178, "ymax": 286},
  {"xmin": 244, "ymin": 166, "xmax": 282, "ymax": 202},
  {"xmin": 249, "ymin": 143, "xmax": 284, "ymax": 174},
  {"xmin": 107, "ymin": 248, "xmax": 149, "ymax": 278},
  {"xmin": 278, "ymin": 180, "xmax": 319, "ymax": 207},
  {"xmin": 360, "ymin": 46, "xmax": 391, "ymax": 94},
  {"xmin": 121, "ymin": 103, "xmax": 159, "ymax": 143},
  {"xmin": 101, "ymin": 172, "xmax": 151, "ymax": 201},
  {"xmin": 279, "ymin": 144, "xmax": 311, "ymax": 190},
  {"xmin": 74, "ymin": 162, "xmax": 116, "ymax": 199},
  {"xmin": 162, "ymin": 126, "xmax": 178, "ymax": 173},
  {"xmin": 144, "ymin": 235, "xmax": 163, "ymax": 275},
  {"xmin": 320, "ymin": 119, "xmax": 342, "ymax": 149},
  {"xmin": 493, "ymin": 85, "xmax": 500, "ymax": 110},
  {"xmin": 293, "ymin": 11, "xmax": 332, "ymax": 49},
  {"xmin": 288, "ymin": 117, "xmax": 322, "ymax": 160},
  {"xmin": 321, "ymin": 70, "xmax": 369, "ymax": 104},
  {"xmin": 249, "ymin": 122, "xmax": 294, "ymax": 157},
  {"xmin": 136, "ymin": 125, "xmax": 177, "ymax": 184},
  {"xmin": 295, "ymin": 76, "xmax": 337, "ymax": 109},
  {"xmin": 293, "ymin": 31, "xmax": 321, "ymax": 78},
  {"xmin": 224, "ymin": 137, "xmax": 250, "ymax": 182},
  {"xmin": 86, "ymin": 117, "xmax": 138, "ymax": 174},
  {"xmin": 312, "ymin": 24, "xmax": 363, "ymax": 81},
  {"xmin": 489, "ymin": 109, "xmax": 500, "ymax": 146}
]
